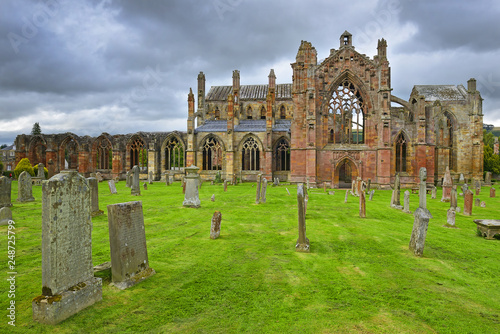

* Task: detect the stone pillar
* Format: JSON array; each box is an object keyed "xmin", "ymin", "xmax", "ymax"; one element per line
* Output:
[
  {"xmin": 17, "ymin": 171, "xmax": 35, "ymax": 202},
  {"xmin": 32, "ymin": 170, "xmax": 102, "ymax": 324},
  {"xmin": 390, "ymin": 173, "xmax": 402, "ymax": 209},
  {"xmin": 87, "ymin": 177, "xmax": 103, "ymax": 217},
  {"xmin": 183, "ymin": 165, "xmax": 200, "ymax": 208},
  {"xmin": 107, "ymin": 201, "xmax": 155, "ymax": 289},
  {"xmin": 210, "ymin": 211, "xmax": 222, "ymax": 239},
  {"xmin": 260, "ymin": 178, "xmax": 268, "ymax": 204},
  {"xmin": 463, "ymin": 189, "xmax": 473, "ymax": 216},
  {"xmin": 296, "ymin": 183, "xmax": 310, "ymax": 252},
  {"xmin": 0, "ymin": 176, "xmax": 12, "ymax": 208},
  {"xmin": 409, "ymin": 168, "xmax": 433, "ymax": 257}
]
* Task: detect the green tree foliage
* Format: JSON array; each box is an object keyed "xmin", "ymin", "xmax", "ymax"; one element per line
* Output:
[
  {"xmin": 483, "ymin": 130, "xmax": 500, "ymax": 174},
  {"xmin": 0, "ymin": 144, "xmax": 7, "ymax": 149},
  {"xmin": 14, "ymin": 158, "xmax": 35, "ymax": 179},
  {"xmin": 31, "ymin": 122, "xmax": 42, "ymax": 135},
  {"xmin": 139, "ymin": 149, "xmax": 148, "ymax": 168},
  {"xmin": 0, "ymin": 161, "xmax": 3, "ymax": 173},
  {"xmin": 33, "ymin": 164, "xmax": 49, "ymax": 179}
]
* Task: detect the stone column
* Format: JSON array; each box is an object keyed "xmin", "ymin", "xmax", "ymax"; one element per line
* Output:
[
  {"xmin": 409, "ymin": 168, "xmax": 433, "ymax": 257},
  {"xmin": 296, "ymin": 183, "xmax": 310, "ymax": 252},
  {"xmin": 183, "ymin": 165, "xmax": 200, "ymax": 208}
]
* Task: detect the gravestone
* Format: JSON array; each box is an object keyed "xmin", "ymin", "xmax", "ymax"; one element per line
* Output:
[
  {"xmin": 463, "ymin": 189, "xmax": 473, "ymax": 216},
  {"xmin": 475, "ymin": 198, "xmax": 480, "ymax": 207},
  {"xmin": 131, "ymin": 166, "xmax": 140, "ymax": 196},
  {"xmin": 108, "ymin": 180, "xmax": 117, "ymax": 194},
  {"xmin": 211, "ymin": 194, "xmax": 215, "ymax": 202},
  {"xmin": 125, "ymin": 171, "xmax": 131, "ymax": 188},
  {"xmin": 224, "ymin": 180, "xmax": 228, "ymax": 192},
  {"xmin": 0, "ymin": 207, "xmax": 12, "ymax": 226},
  {"xmin": 183, "ymin": 165, "xmax": 200, "ymax": 208},
  {"xmin": 450, "ymin": 185, "xmax": 458, "ymax": 210},
  {"xmin": 409, "ymin": 168, "xmax": 433, "ymax": 257},
  {"xmin": 210, "ymin": 211, "xmax": 222, "ymax": 239},
  {"xmin": 441, "ymin": 166, "xmax": 452, "ymax": 202},
  {"xmin": 359, "ymin": 181, "xmax": 367, "ymax": 218},
  {"xmin": 445, "ymin": 208, "xmax": 456, "ymax": 227},
  {"xmin": 273, "ymin": 178, "xmax": 279, "ymax": 186},
  {"xmin": 113, "ymin": 177, "xmax": 119, "ymax": 183},
  {"xmin": 37, "ymin": 163, "xmax": 46, "ymax": 180},
  {"xmin": 256, "ymin": 174, "xmax": 262, "ymax": 204},
  {"xmin": 95, "ymin": 172, "xmax": 103, "ymax": 182},
  {"xmin": 473, "ymin": 219, "xmax": 500, "ymax": 239},
  {"xmin": 351, "ymin": 180, "xmax": 356, "ymax": 195},
  {"xmin": 148, "ymin": 171, "xmax": 153, "ymax": 184},
  {"xmin": 328, "ymin": 191, "xmax": 335, "ymax": 195},
  {"xmin": 17, "ymin": 171, "xmax": 35, "ymax": 202},
  {"xmin": 459, "ymin": 173, "xmax": 465, "ymax": 184},
  {"xmin": 182, "ymin": 179, "xmax": 186, "ymax": 194},
  {"xmin": 286, "ymin": 188, "xmax": 290, "ymax": 195},
  {"xmin": 490, "ymin": 187, "xmax": 496, "ymax": 198},
  {"xmin": 403, "ymin": 190, "xmax": 411, "ymax": 214},
  {"xmin": 32, "ymin": 170, "xmax": 102, "ymax": 324},
  {"xmin": 390, "ymin": 173, "xmax": 402, "ymax": 209},
  {"xmin": 475, "ymin": 187, "xmax": 480, "ymax": 196},
  {"xmin": 164, "ymin": 172, "xmax": 170, "ymax": 186},
  {"xmin": 369, "ymin": 190, "xmax": 374, "ymax": 201},
  {"xmin": 456, "ymin": 207, "xmax": 461, "ymax": 213},
  {"xmin": 480, "ymin": 201, "xmax": 486, "ymax": 208},
  {"xmin": 461, "ymin": 183, "xmax": 468, "ymax": 197},
  {"xmin": 296, "ymin": 183, "xmax": 310, "ymax": 252},
  {"xmin": 484, "ymin": 172, "xmax": 492, "ymax": 186},
  {"xmin": 367, "ymin": 178, "xmax": 371, "ymax": 192},
  {"xmin": 107, "ymin": 201, "xmax": 155, "ymax": 290},
  {"xmin": 0, "ymin": 176, "xmax": 13, "ymax": 208},
  {"xmin": 87, "ymin": 177, "xmax": 103, "ymax": 217},
  {"xmin": 260, "ymin": 178, "xmax": 268, "ymax": 204},
  {"xmin": 143, "ymin": 183, "xmax": 148, "ymax": 190},
  {"xmin": 431, "ymin": 186, "xmax": 437, "ymax": 199},
  {"xmin": 344, "ymin": 190, "xmax": 348, "ymax": 203}
]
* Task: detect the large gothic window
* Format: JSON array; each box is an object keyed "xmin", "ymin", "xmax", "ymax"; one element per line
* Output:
[
  {"xmin": 165, "ymin": 137, "xmax": 184, "ymax": 170},
  {"xmin": 202, "ymin": 136, "xmax": 222, "ymax": 170},
  {"xmin": 129, "ymin": 136, "xmax": 147, "ymax": 170},
  {"xmin": 395, "ymin": 133, "xmax": 407, "ymax": 173},
  {"xmin": 96, "ymin": 137, "xmax": 112, "ymax": 170},
  {"xmin": 242, "ymin": 137, "xmax": 260, "ymax": 171},
  {"xmin": 275, "ymin": 138, "xmax": 290, "ymax": 171},
  {"xmin": 328, "ymin": 80, "xmax": 365, "ymax": 144}
]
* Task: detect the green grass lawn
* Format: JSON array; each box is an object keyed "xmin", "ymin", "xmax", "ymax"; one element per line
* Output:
[{"xmin": 1, "ymin": 179, "xmax": 499, "ymax": 333}]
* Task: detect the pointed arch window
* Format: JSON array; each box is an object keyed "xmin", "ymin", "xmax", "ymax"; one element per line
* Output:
[
  {"xmin": 96, "ymin": 137, "xmax": 112, "ymax": 170},
  {"xmin": 129, "ymin": 137, "xmax": 147, "ymax": 170},
  {"xmin": 328, "ymin": 80, "xmax": 365, "ymax": 144},
  {"xmin": 395, "ymin": 133, "xmax": 407, "ymax": 173},
  {"xmin": 246, "ymin": 106, "xmax": 253, "ymax": 119},
  {"xmin": 280, "ymin": 105, "xmax": 286, "ymax": 119},
  {"xmin": 214, "ymin": 107, "xmax": 220, "ymax": 120},
  {"xmin": 275, "ymin": 138, "xmax": 290, "ymax": 171},
  {"xmin": 260, "ymin": 106, "xmax": 266, "ymax": 119},
  {"xmin": 242, "ymin": 137, "xmax": 260, "ymax": 171},
  {"xmin": 445, "ymin": 112, "xmax": 457, "ymax": 171},
  {"xmin": 202, "ymin": 136, "xmax": 222, "ymax": 170},
  {"xmin": 165, "ymin": 137, "xmax": 184, "ymax": 170}
]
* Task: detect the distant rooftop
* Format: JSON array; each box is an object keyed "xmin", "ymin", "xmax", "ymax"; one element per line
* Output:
[
  {"xmin": 413, "ymin": 85, "xmax": 467, "ymax": 101},
  {"xmin": 206, "ymin": 84, "xmax": 292, "ymax": 101},
  {"xmin": 194, "ymin": 119, "xmax": 291, "ymax": 134}
]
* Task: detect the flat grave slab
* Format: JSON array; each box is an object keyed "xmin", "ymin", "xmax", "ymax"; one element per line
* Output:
[{"xmin": 473, "ymin": 219, "xmax": 500, "ymax": 240}]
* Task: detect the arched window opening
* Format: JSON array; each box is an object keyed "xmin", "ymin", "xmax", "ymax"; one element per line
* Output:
[
  {"xmin": 62, "ymin": 139, "xmax": 79, "ymax": 170},
  {"xmin": 242, "ymin": 137, "xmax": 260, "ymax": 171},
  {"xmin": 247, "ymin": 106, "xmax": 253, "ymax": 120},
  {"xmin": 280, "ymin": 105, "xmax": 286, "ymax": 119},
  {"xmin": 129, "ymin": 137, "xmax": 147, "ymax": 171},
  {"xmin": 395, "ymin": 133, "xmax": 407, "ymax": 173},
  {"xmin": 445, "ymin": 113, "xmax": 456, "ymax": 171},
  {"xmin": 328, "ymin": 80, "xmax": 364, "ymax": 144},
  {"xmin": 328, "ymin": 129, "xmax": 334, "ymax": 143},
  {"xmin": 96, "ymin": 137, "xmax": 112, "ymax": 170},
  {"xmin": 275, "ymin": 138, "xmax": 290, "ymax": 171},
  {"xmin": 202, "ymin": 136, "xmax": 222, "ymax": 170},
  {"xmin": 165, "ymin": 137, "xmax": 184, "ymax": 170},
  {"xmin": 260, "ymin": 106, "xmax": 266, "ymax": 119},
  {"xmin": 214, "ymin": 107, "xmax": 220, "ymax": 120}
]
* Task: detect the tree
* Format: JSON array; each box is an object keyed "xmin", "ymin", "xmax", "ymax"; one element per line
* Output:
[
  {"xmin": 31, "ymin": 122, "xmax": 42, "ymax": 135},
  {"xmin": 0, "ymin": 144, "xmax": 7, "ymax": 149},
  {"xmin": 14, "ymin": 158, "xmax": 35, "ymax": 179},
  {"xmin": 483, "ymin": 130, "xmax": 500, "ymax": 174}
]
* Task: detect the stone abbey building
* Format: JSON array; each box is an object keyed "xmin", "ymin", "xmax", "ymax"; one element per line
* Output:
[{"xmin": 15, "ymin": 32, "xmax": 484, "ymax": 188}]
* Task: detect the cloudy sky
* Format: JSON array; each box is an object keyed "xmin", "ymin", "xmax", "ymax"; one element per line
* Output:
[{"xmin": 1, "ymin": 0, "xmax": 499, "ymax": 145}]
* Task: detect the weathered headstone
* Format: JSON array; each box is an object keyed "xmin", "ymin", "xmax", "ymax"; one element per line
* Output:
[
  {"xmin": 459, "ymin": 173, "xmax": 465, "ymax": 184},
  {"xmin": 148, "ymin": 171, "xmax": 153, "ymax": 184},
  {"xmin": 210, "ymin": 211, "xmax": 222, "ymax": 239},
  {"xmin": 183, "ymin": 165, "xmax": 200, "ymax": 208},
  {"xmin": 403, "ymin": 190, "xmax": 411, "ymax": 214},
  {"xmin": 390, "ymin": 173, "xmax": 402, "ymax": 209},
  {"xmin": 409, "ymin": 167, "xmax": 433, "ymax": 257},
  {"xmin": 463, "ymin": 189, "xmax": 473, "ymax": 216},
  {"xmin": 143, "ymin": 182, "xmax": 148, "ymax": 190},
  {"xmin": 475, "ymin": 187, "xmax": 480, "ymax": 196},
  {"xmin": 431, "ymin": 186, "xmax": 437, "ymax": 200},
  {"xmin": 87, "ymin": 177, "xmax": 104, "ymax": 217},
  {"xmin": 17, "ymin": 171, "xmax": 35, "ymax": 202},
  {"xmin": 480, "ymin": 201, "xmax": 486, "ymax": 208},
  {"xmin": 164, "ymin": 172, "xmax": 170, "ymax": 186},
  {"xmin": 125, "ymin": 171, "xmax": 131, "ymax": 188},
  {"xmin": 484, "ymin": 172, "xmax": 492, "ymax": 186},
  {"xmin": 256, "ymin": 174, "xmax": 262, "ymax": 204},
  {"xmin": 131, "ymin": 166, "xmax": 140, "ymax": 196},
  {"xmin": 260, "ymin": 178, "xmax": 268, "ymax": 204},
  {"xmin": 37, "ymin": 163, "xmax": 46, "ymax": 180},
  {"xmin": 490, "ymin": 187, "xmax": 496, "ymax": 198},
  {"xmin": 32, "ymin": 170, "xmax": 102, "ymax": 324},
  {"xmin": 475, "ymin": 198, "xmax": 480, "ymax": 207},
  {"xmin": 369, "ymin": 190, "xmax": 374, "ymax": 201},
  {"xmin": 450, "ymin": 185, "xmax": 458, "ymax": 210},
  {"xmin": 461, "ymin": 183, "xmax": 468, "ymax": 197},
  {"xmin": 344, "ymin": 190, "xmax": 348, "ymax": 203},
  {"xmin": 456, "ymin": 207, "xmax": 461, "ymax": 213},
  {"xmin": 95, "ymin": 172, "xmax": 103, "ymax": 182},
  {"xmin": 223, "ymin": 180, "xmax": 228, "ymax": 192},
  {"xmin": 473, "ymin": 219, "xmax": 500, "ymax": 239},
  {"xmin": 296, "ymin": 183, "xmax": 310, "ymax": 252},
  {"xmin": 441, "ymin": 166, "xmax": 452, "ymax": 202},
  {"xmin": 351, "ymin": 180, "xmax": 356, "ymax": 195},
  {"xmin": 107, "ymin": 201, "xmax": 155, "ymax": 290},
  {"xmin": 108, "ymin": 180, "xmax": 117, "ymax": 194},
  {"xmin": 0, "ymin": 176, "xmax": 12, "ymax": 208},
  {"xmin": 359, "ymin": 181, "xmax": 367, "ymax": 218},
  {"xmin": 328, "ymin": 191, "xmax": 335, "ymax": 195},
  {"xmin": 211, "ymin": 194, "xmax": 215, "ymax": 202},
  {"xmin": 445, "ymin": 208, "xmax": 456, "ymax": 227},
  {"xmin": 0, "ymin": 207, "xmax": 12, "ymax": 226}
]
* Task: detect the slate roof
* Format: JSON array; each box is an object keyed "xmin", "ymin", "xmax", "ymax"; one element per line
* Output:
[
  {"xmin": 413, "ymin": 85, "xmax": 467, "ymax": 101},
  {"xmin": 206, "ymin": 84, "xmax": 292, "ymax": 101},
  {"xmin": 194, "ymin": 119, "xmax": 291, "ymax": 134}
]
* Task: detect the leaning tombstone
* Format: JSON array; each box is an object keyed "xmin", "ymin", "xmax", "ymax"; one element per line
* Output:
[
  {"xmin": 17, "ymin": 171, "xmax": 35, "ymax": 202},
  {"xmin": 125, "ymin": 171, "xmax": 131, "ymax": 188},
  {"xmin": 484, "ymin": 172, "xmax": 492, "ymax": 186},
  {"xmin": 37, "ymin": 163, "xmax": 46, "ymax": 180},
  {"xmin": 210, "ymin": 211, "xmax": 222, "ymax": 239},
  {"xmin": 108, "ymin": 180, "xmax": 117, "ymax": 194},
  {"xmin": 296, "ymin": 183, "xmax": 310, "ymax": 252},
  {"xmin": 359, "ymin": 181, "xmax": 367, "ymax": 218},
  {"xmin": 369, "ymin": 190, "xmax": 374, "ymax": 201},
  {"xmin": 286, "ymin": 188, "xmax": 290, "ymax": 195},
  {"xmin": 0, "ymin": 176, "xmax": 13, "ymax": 208},
  {"xmin": 32, "ymin": 170, "xmax": 102, "ymax": 324},
  {"xmin": 107, "ymin": 201, "xmax": 155, "ymax": 290},
  {"xmin": 490, "ymin": 187, "xmax": 496, "ymax": 198},
  {"xmin": 87, "ymin": 177, "xmax": 104, "ymax": 217},
  {"xmin": 0, "ymin": 207, "xmax": 12, "ymax": 226},
  {"xmin": 256, "ymin": 174, "xmax": 262, "ymax": 204},
  {"xmin": 260, "ymin": 178, "xmax": 268, "ymax": 204},
  {"xmin": 463, "ymin": 189, "xmax": 473, "ymax": 216},
  {"xmin": 450, "ymin": 185, "xmax": 458, "ymax": 210},
  {"xmin": 409, "ymin": 168, "xmax": 433, "ymax": 257},
  {"xmin": 183, "ymin": 165, "xmax": 201, "ymax": 208},
  {"xmin": 403, "ymin": 190, "xmax": 411, "ymax": 214},
  {"xmin": 441, "ymin": 166, "xmax": 452, "ymax": 202},
  {"xmin": 131, "ymin": 165, "xmax": 141, "ymax": 196}
]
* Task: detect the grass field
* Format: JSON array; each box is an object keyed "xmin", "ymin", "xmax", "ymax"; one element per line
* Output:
[{"xmin": 1, "ymin": 179, "xmax": 499, "ymax": 333}]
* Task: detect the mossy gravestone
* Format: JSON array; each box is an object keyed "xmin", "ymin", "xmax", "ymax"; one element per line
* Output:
[
  {"xmin": 183, "ymin": 165, "xmax": 200, "ymax": 208},
  {"xmin": 131, "ymin": 165, "xmax": 141, "ymax": 196},
  {"xmin": 296, "ymin": 183, "xmax": 310, "ymax": 252},
  {"xmin": 17, "ymin": 171, "xmax": 35, "ymax": 202},
  {"xmin": 409, "ymin": 168, "xmax": 433, "ymax": 257},
  {"xmin": 87, "ymin": 177, "xmax": 103, "ymax": 217},
  {"xmin": 107, "ymin": 201, "xmax": 155, "ymax": 290},
  {"xmin": 0, "ymin": 176, "xmax": 12, "ymax": 208},
  {"xmin": 32, "ymin": 170, "xmax": 102, "ymax": 325}
]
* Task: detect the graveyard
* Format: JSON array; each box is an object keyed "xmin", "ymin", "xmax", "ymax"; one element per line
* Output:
[{"xmin": 1, "ymin": 177, "xmax": 499, "ymax": 333}]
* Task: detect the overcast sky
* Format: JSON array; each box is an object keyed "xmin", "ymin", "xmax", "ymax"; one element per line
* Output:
[{"xmin": 1, "ymin": 0, "xmax": 500, "ymax": 145}]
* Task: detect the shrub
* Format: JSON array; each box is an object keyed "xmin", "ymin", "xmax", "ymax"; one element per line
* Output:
[
  {"xmin": 14, "ymin": 158, "xmax": 35, "ymax": 179},
  {"xmin": 33, "ymin": 164, "xmax": 49, "ymax": 179}
]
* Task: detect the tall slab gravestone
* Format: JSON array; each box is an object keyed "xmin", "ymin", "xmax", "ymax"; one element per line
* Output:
[
  {"xmin": 0, "ymin": 207, "xmax": 12, "ymax": 226},
  {"xmin": 390, "ymin": 173, "xmax": 402, "ymax": 209},
  {"xmin": 296, "ymin": 183, "xmax": 310, "ymax": 252},
  {"xmin": 17, "ymin": 170, "xmax": 35, "ymax": 202},
  {"xmin": 107, "ymin": 201, "xmax": 155, "ymax": 289},
  {"xmin": 108, "ymin": 180, "xmax": 118, "ymax": 194},
  {"xmin": 0, "ymin": 176, "xmax": 12, "ymax": 208},
  {"xmin": 441, "ymin": 166, "xmax": 452, "ymax": 202},
  {"xmin": 260, "ymin": 178, "xmax": 268, "ymax": 204},
  {"xmin": 463, "ymin": 189, "xmax": 473, "ymax": 216},
  {"xmin": 87, "ymin": 177, "xmax": 104, "ymax": 217},
  {"xmin": 125, "ymin": 170, "xmax": 131, "ymax": 188},
  {"xmin": 484, "ymin": 172, "xmax": 492, "ymax": 186},
  {"xmin": 490, "ymin": 187, "xmax": 496, "ymax": 198},
  {"xmin": 359, "ymin": 181, "xmax": 367, "ymax": 218},
  {"xmin": 183, "ymin": 165, "xmax": 201, "ymax": 208},
  {"xmin": 403, "ymin": 190, "xmax": 411, "ymax": 214},
  {"xmin": 256, "ymin": 174, "xmax": 262, "ymax": 204},
  {"xmin": 210, "ymin": 211, "xmax": 222, "ymax": 239},
  {"xmin": 32, "ymin": 170, "xmax": 102, "ymax": 325},
  {"xmin": 409, "ymin": 168, "xmax": 433, "ymax": 257},
  {"xmin": 131, "ymin": 165, "xmax": 141, "ymax": 196},
  {"xmin": 450, "ymin": 185, "xmax": 458, "ymax": 210},
  {"xmin": 37, "ymin": 163, "xmax": 46, "ymax": 180}
]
